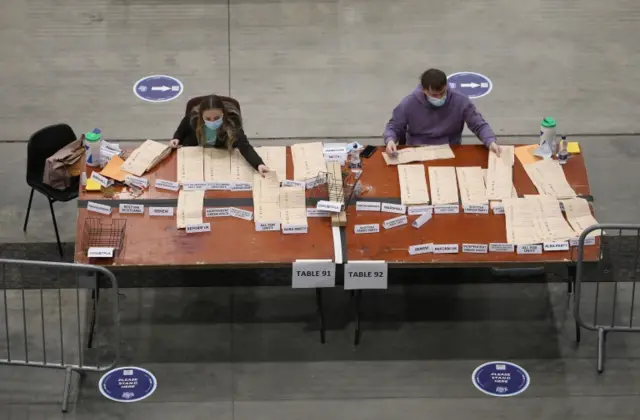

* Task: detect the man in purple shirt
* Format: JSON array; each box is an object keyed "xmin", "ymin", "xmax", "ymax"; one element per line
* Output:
[{"xmin": 384, "ymin": 68, "xmax": 501, "ymax": 156}]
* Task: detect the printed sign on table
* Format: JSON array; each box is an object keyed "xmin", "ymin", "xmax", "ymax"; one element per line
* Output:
[
  {"xmin": 99, "ymin": 366, "xmax": 157, "ymax": 403},
  {"xmin": 447, "ymin": 72, "xmax": 493, "ymax": 99},
  {"xmin": 133, "ymin": 75, "xmax": 183, "ymax": 103},
  {"xmin": 471, "ymin": 361, "xmax": 530, "ymax": 397}
]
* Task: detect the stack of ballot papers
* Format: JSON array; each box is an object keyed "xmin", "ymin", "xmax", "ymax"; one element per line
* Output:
[
  {"xmin": 382, "ymin": 144, "xmax": 454, "ymax": 165},
  {"xmin": 457, "ymin": 166, "xmax": 488, "ymax": 205},
  {"xmin": 485, "ymin": 145, "xmax": 515, "ymax": 200},
  {"xmin": 523, "ymin": 159, "xmax": 577, "ymax": 199},
  {"xmin": 561, "ymin": 198, "xmax": 599, "ymax": 236},
  {"xmin": 291, "ymin": 142, "xmax": 327, "ymax": 181},
  {"xmin": 176, "ymin": 190, "xmax": 204, "ymax": 229},
  {"xmin": 121, "ymin": 140, "xmax": 171, "ymax": 177},
  {"xmin": 428, "ymin": 166, "xmax": 459, "ymax": 205},
  {"xmin": 398, "ymin": 164, "xmax": 430, "ymax": 205}
]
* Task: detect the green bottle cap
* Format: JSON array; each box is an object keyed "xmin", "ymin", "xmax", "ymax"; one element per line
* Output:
[
  {"xmin": 85, "ymin": 132, "xmax": 101, "ymax": 142},
  {"xmin": 541, "ymin": 117, "xmax": 557, "ymax": 128}
]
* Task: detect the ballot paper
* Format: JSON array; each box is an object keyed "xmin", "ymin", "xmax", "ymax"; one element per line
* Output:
[
  {"xmin": 280, "ymin": 185, "xmax": 308, "ymax": 230},
  {"xmin": 176, "ymin": 190, "xmax": 205, "ymax": 229},
  {"xmin": 291, "ymin": 142, "xmax": 327, "ymax": 181},
  {"xmin": 253, "ymin": 172, "xmax": 281, "ymax": 223},
  {"xmin": 204, "ymin": 148, "xmax": 233, "ymax": 182},
  {"xmin": 382, "ymin": 144, "xmax": 454, "ymax": 165},
  {"xmin": 230, "ymin": 149, "xmax": 255, "ymax": 184},
  {"xmin": 561, "ymin": 198, "xmax": 600, "ymax": 237},
  {"xmin": 398, "ymin": 164, "xmax": 430, "ymax": 205},
  {"xmin": 121, "ymin": 139, "xmax": 171, "ymax": 176},
  {"xmin": 503, "ymin": 198, "xmax": 540, "ymax": 245},
  {"xmin": 457, "ymin": 166, "xmax": 488, "ymax": 205},
  {"xmin": 177, "ymin": 146, "xmax": 204, "ymax": 183},
  {"xmin": 256, "ymin": 146, "xmax": 287, "ymax": 182},
  {"xmin": 525, "ymin": 195, "xmax": 577, "ymax": 242},
  {"xmin": 428, "ymin": 166, "xmax": 459, "ymax": 205},
  {"xmin": 523, "ymin": 159, "xmax": 577, "ymax": 199},
  {"xmin": 486, "ymin": 146, "xmax": 515, "ymax": 200}
]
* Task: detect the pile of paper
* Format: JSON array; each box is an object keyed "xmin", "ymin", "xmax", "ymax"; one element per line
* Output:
[
  {"xmin": 253, "ymin": 172, "xmax": 281, "ymax": 224},
  {"xmin": 398, "ymin": 164, "xmax": 430, "ymax": 205},
  {"xmin": 561, "ymin": 198, "xmax": 599, "ymax": 236},
  {"xmin": 503, "ymin": 198, "xmax": 541, "ymax": 244},
  {"xmin": 280, "ymin": 186, "xmax": 308, "ymax": 227},
  {"xmin": 291, "ymin": 142, "xmax": 326, "ymax": 181},
  {"xmin": 382, "ymin": 144, "xmax": 454, "ymax": 165},
  {"xmin": 256, "ymin": 146, "xmax": 287, "ymax": 181},
  {"xmin": 177, "ymin": 146, "xmax": 204, "ymax": 183},
  {"xmin": 485, "ymin": 146, "xmax": 515, "ymax": 200},
  {"xmin": 121, "ymin": 140, "xmax": 171, "ymax": 177},
  {"xmin": 176, "ymin": 190, "xmax": 204, "ymax": 229},
  {"xmin": 457, "ymin": 166, "xmax": 488, "ymax": 205},
  {"xmin": 204, "ymin": 148, "xmax": 232, "ymax": 181},
  {"xmin": 523, "ymin": 159, "xmax": 576, "ymax": 199},
  {"xmin": 503, "ymin": 196, "xmax": 581, "ymax": 244},
  {"xmin": 99, "ymin": 141, "xmax": 122, "ymax": 166},
  {"xmin": 428, "ymin": 166, "xmax": 459, "ymax": 205}
]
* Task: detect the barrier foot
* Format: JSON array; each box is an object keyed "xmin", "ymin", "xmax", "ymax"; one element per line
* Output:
[
  {"xmin": 61, "ymin": 367, "xmax": 73, "ymax": 413},
  {"xmin": 597, "ymin": 328, "xmax": 606, "ymax": 373}
]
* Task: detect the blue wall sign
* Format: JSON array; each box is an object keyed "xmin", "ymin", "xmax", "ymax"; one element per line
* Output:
[
  {"xmin": 99, "ymin": 366, "xmax": 157, "ymax": 402},
  {"xmin": 133, "ymin": 75, "xmax": 184, "ymax": 103},
  {"xmin": 471, "ymin": 361, "xmax": 530, "ymax": 397},
  {"xmin": 447, "ymin": 72, "xmax": 493, "ymax": 99}
]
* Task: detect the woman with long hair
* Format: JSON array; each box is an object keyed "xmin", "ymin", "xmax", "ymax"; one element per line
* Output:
[{"xmin": 170, "ymin": 95, "xmax": 269, "ymax": 176}]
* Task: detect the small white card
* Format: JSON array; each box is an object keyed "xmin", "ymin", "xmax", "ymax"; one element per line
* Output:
[
  {"xmin": 185, "ymin": 223, "xmax": 211, "ymax": 233},
  {"xmin": 316, "ymin": 200, "xmax": 343, "ymax": 213},
  {"xmin": 543, "ymin": 241, "xmax": 570, "ymax": 251},
  {"xmin": 354, "ymin": 224, "xmax": 380, "ymax": 234},
  {"xmin": 489, "ymin": 243, "xmax": 515, "ymax": 252},
  {"xmin": 434, "ymin": 204, "xmax": 460, "ymax": 214},
  {"xmin": 409, "ymin": 243, "xmax": 433, "ymax": 255},
  {"xmin": 281, "ymin": 180, "xmax": 305, "ymax": 188},
  {"xmin": 155, "ymin": 179, "xmax": 180, "ymax": 192},
  {"xmin": 324, "ymin": 152, "xmax": 347, "ymax": 164},
  {"xmin": 206, "ymin": 207, "xmax": 230, "ymax": 217},
  {"xmin": 124, "ymin": 175, "xmax": 149, "ymax": 189},
  {"xmin": 149, "ymin": 207, "xmax": 174, "ymax": 216},
  {"xmin": 119, "ymin": 203, "xmax": 144, "ymax": 214},
  {"xmin": 90, "ymin": 172, "xmax": 111, "ymax": 188},
  {"xmin": 282, "ymin": 224, "xmax": 308, "ymax": 234},
  {"xmin": 306, "ymin": 208, "xmax": 330, "ymax": 218},
  {"xmin": 305, "ymin": 177, "xmax": 326, "ymax": 190},
  {"xmin": 206, "ymin": 181, "xmax": 232, "ymax": 191},
  {"xmin": 381, "ymin": 202, "xmax": 406, "ymax": 214},
  {"xmin": 433, "ymin": 244, "xmax": 459, "ymax": 254},
  {"xmin": 183, "ymin": 181, "xmax": 208, "ymax": 191},
  {"xmin": 231, "ymin": 182, "xmax": 252, "ymax": 191},
  {"xmin": 569, "ymin": 236, "xmax": 596, "ymax": 247},
  {"xmin": 229, "ymin": 207, "xmax": 253, "ymax": 221},
  {"xmin": 344, "ymin": 261, "xmax": 388, "ymax": 290},
  {"xmin": 383, "ymin": 215, "xmax": 408, "ymax": 230},
  {"xmin": 255, "ymin": 221, "xmax": 280, "ymax": 231},
  {"xmin": 323, "ymin": 146, "xmax": 348, "ymax": 154},
  {"xmin": 87, "ymin": 247, "xmax": 114, "ymax": 258},
  {"xmin": 492, "ymin": 204, "xmax": 505, "ymax": 215},
  {"xmin": 463, "ymin": 204, "xmax": 489, "ymax": 214},
  {"xmin": 408, "ymin": 205, "xmax": 433, "ymax": 215},
  {"xmin": 87, "ymin": 201, "xmax": 112, "ymax": 215},
  {"xmin": 356, "ymin": 201, "xmax": 381, "ymax": 212},
  {"xmin": 462, "ymin": 243, "xmax": 488, "ymax": 254},
  {"xmin": 412, "ymin": 211, "xmax": 433, "ymax": 229},
  {"xmin": 292, "ymin": 260, "xmax": 335, "ymax": 288},
  {"xmin": 517, "ymin": 244, "xmax": 543, "ymax": 254}
]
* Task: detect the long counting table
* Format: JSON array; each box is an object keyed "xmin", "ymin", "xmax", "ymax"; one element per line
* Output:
[{"xmin": 74, "ymin": 145, "xmax": 599, "ymax": 267}]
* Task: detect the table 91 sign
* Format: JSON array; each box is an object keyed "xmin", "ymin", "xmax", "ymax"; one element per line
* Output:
[{"xmin": 292, "ymin": 260, "xmax": 335, "ymax": 289}]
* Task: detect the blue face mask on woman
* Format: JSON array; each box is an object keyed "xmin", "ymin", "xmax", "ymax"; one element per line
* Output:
[
  {"xmin": 204, "ymin": 118, "xmax": 223, "ymax": 145},
  {"xmin": 204, "ymin": 119, "xmax": 223, "ymax": 130}
]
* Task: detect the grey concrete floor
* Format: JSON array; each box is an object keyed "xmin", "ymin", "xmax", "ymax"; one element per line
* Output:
[{"xmin": 2, "ymin": 0, "xmax": 640, "ymax": 418}]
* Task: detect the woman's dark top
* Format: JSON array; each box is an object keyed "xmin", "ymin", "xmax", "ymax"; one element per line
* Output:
[{"xmin": 172, "ymin": 115, "xmax": 264, "ymax": 170}]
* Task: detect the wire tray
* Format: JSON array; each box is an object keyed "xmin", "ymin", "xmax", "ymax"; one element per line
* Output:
[
  {"xmin": 308, "ymin": 169, "xmax": 363, "ymax": 204},
  {"xmin": 81, "ymin": 218, "xmax": 127, "ymax": 256}
]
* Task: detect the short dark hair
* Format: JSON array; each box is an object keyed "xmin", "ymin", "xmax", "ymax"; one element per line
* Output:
[{"xmin": 420, "ymin": 69, "xmax": 447, "ymax": 91}]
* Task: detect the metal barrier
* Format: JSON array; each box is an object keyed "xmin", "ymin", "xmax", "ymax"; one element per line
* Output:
[
  {"xmin": 0, "ymin": 259, "xmax": 120, "ymax": 412},
  {"xmin": 574, "ymin": 224, "xmax": 640, "ymax": 373}
]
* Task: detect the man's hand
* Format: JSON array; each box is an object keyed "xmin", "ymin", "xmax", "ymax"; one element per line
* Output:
[
  {"xmin": 385, "ymin": 139, "xmax": 398, "ymax": 156},
  {"xmin": 489, "ymin": 142, "xmax": 501, "ymax": 157}
]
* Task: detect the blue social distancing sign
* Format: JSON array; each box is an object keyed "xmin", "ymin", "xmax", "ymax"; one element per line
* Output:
[
  {"xmin": 99, "ymin": 366, "xmax": 157, "ymax": 402},
  {"xmin": 133, "ymin": 75, "xmax": 183, "ymax": 103},
  {"xmin": 447, "ymin": 72, "xmax": 492, "ymax": 99},
  {"xmin": 472, "ymin": 361, "xmax": 530, "ymax": 397}
]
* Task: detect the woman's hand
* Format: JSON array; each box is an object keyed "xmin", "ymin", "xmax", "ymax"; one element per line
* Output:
[
  {"xmin": 258, "ymin": 165, "xmax": 270, "ymax": 177},
  {"xmin": 169, "ymin": 139, "xmax": 180, "ymax": 148}
]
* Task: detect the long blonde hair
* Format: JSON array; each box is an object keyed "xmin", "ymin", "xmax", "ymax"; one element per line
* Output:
[{"xmin": 190, "ymin": 95, "xmax": 243, "ymax": 150}]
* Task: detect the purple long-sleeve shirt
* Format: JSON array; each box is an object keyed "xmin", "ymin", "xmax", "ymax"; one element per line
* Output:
[{"xmin": 383, "ymin": 86, "xmax": 496, "ymax": 147}]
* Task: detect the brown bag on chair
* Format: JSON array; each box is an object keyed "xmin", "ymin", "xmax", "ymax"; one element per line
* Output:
[{"xmin": 43, "ymin": 138, "xmax": 85, "ymax": 190}]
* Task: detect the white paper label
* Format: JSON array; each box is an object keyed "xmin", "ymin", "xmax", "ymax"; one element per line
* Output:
[
  {"xmin": 433, "ymin": 244, "xmax": 459, "ymax": 254},
  {"xmin": 87, "ymin": 247, "xmax": 114, "ymax": 258},
  {"xmin": 344, "ymin": 261, "xmax": 388, "ymax": 290},
  {"xmin": 87, "ymin": 201, "xmax": 112, "ymax": 215},
  {"xmin": 354, "ymin": 224, "xmax": 380, "ymax": 234},
  {"xmin": 206, "ymin": 181, "xmax": 231, "ymax": 191},
  {"xmin": 183, "ymin": 181, "xmax": 208, "ymax": 191},
  {"xmin": 119, "ymin": 203, "xmax": 144, "ymax": 214},
  {"xmin": 543, "ymin": 241, "xmax": 570, "ymax": 251},
  {"xmin": 305, "ymin": 176, "xmax": 326, "ymax": 189},
  {"xmin": 323, "ymin": 146, "xmax": 347, "ymax": 154},
  {"xmin": 229, "ymin": 207, "xmax": 253, "ymax": 221},
  {"xmin": 489, "ymin": 243, "xmax": 515, "ymax": 252},
  {"xmin": 149, "ymin": 207, "xmax": 174, "ymax": 216},
  {"xmin": 255, "ymin": 221, "xmax": 280, "ymax": 231},
  {"xmin": 412, "ymin": 211, "xmax": 433, "ymax": 228},
  {"xmin": 517, "ymin": 244, "xmax": 543, "ymax": 254},
  {"xmin": 462, "ymin": 243, "xmax": 488, "ymax": 254},
  {"xmin": 492, "ymin": 204, "xmax": 505, "ymax": 215},
  {"xmin": 231, "ymin": 182, "xmax": 252, "ymax": 191},
  {"xmin": 383, "ymin": 215, "xmax": 408, "ymax": 230},
  {"xmin": 282, "ymin": 224, "xmax": 308, "ymax": 234},
  {"xmin": 408, "ymin": 205, "xmax": 433, "ymax": 215},
  {"xmin": 185, "ymin": 223, "xmax": 211, "ymax": 233},
  {"xmin": 434, "ymin": 204, "xmax": 460, "ymax": 214},
  {"xmin": 569, "ymin": 236, "xmax": 596, "ymax": 247},
  {"xmin": 90, "ymin": 172, "xmax": 111, "ymax": 188},
  {"xmin": 409, "ymin": 243, "xmax": 433, "ymax": 255},
  {"xmin": 306, "ymin": 208, "xmax": 330, "ymax": 218},
  {"xmin": 356, "ymin": 201, "xmax": 381, "ymax": 211},
  {"xmin": 381, "ymin": 203, "xmax": 406, "ymax": 214},
  {"xmin": 281, "ymin": 180, "xmax": 305, "ymax": 188},
  {"xmin": 324, "ymin": 152, "xmax": 347, "ymax": 164},
  {"xmin": 463, "ymin": 204, "xmax": 489, "ymax": 214},
  {"xmin": 206, "ymin": 207, "xmax": 230, "ymax": 217},
  {"xmin": 316, "ymin": 200, "xmax": 343, "ymax": 213},
  {"xmin": 292, "ymin": 260, "xmax": 335, "ymax": 288},
  {"xmin": 155, "ymin": 179, "xmax": 180, "ymax": 191},
  {"xmin": 124, "ymin": 175, "xmax": 149, "ymax": 189}
]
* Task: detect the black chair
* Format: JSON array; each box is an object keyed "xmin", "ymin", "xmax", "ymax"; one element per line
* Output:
[
  {"xmin": 23, "ymin": 124, "xmax": 80, "ymax": 259},
  {"xmin": 184, "ymin": 95, "xmax": 241, "ymax": 117}
]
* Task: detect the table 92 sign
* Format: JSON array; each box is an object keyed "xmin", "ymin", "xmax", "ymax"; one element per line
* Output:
[{"xmin": 344, "ymin": 262, "xmax": 388, "ymax": 290}]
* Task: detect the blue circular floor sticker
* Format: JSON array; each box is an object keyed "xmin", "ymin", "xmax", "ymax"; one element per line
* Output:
[
  {"xmin": 447, "ymin": 72, "xmax": 492, "ymax": 99},
  {"xmin": 133, "ymin": 75, "xmax": 183, "ymax": 103},
  {"xmin": 99, "ymin": 366, "xmax": 157, "ymax": 402},
  {"xmin": 472, "ymin": 361, "xmax": 530, "ymax": 397}
]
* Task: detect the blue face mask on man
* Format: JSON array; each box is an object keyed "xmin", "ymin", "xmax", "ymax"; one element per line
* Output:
[{"xmin": 427, "ymin": 94, "xmax": 447, "ymax": 107}]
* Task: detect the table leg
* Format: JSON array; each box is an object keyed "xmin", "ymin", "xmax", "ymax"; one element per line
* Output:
[
  {"xmin": 354, "ymin": 290, "xmax": 362, "ymax": 346},
  {"xmin": 315, "ymin": 288, "xmax": 326, "ymax": 344}
]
